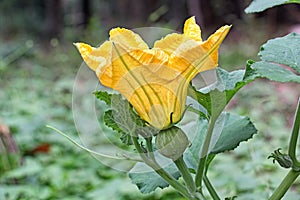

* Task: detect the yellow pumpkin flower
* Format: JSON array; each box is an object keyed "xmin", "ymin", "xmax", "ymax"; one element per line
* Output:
[{"xmin": 74, "ymin": 16, "xmax": 230, "ymax": 130}]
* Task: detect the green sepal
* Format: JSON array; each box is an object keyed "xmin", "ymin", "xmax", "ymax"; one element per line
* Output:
[{"xmin": 155, "ymin": 126, "xmax": 189, "ymax": 161}]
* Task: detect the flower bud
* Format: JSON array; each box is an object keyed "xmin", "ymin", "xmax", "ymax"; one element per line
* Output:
[
  {"xmin": 155, "ymin": 126, "xmax": 189, "ymax": 160},
  {"xmin": 268, "ymin": 148, "xmax": 293, "ymax": 169}
]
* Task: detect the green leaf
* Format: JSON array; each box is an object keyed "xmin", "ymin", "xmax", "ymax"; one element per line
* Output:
[
  {"xmin": 128, "ymin": 162, "xmax": 180, "ymax": 193},
  {"xmin": 2, "ymin": 158, "xmax": 43, "ymax": 179},
  {"xmin": 216, "ymin": 68, "xmax": 245, "ymax": 90},
  {"xmin": 250, "ymin": 61, "xmax": 300, "ymax": 83},
  {"xmin": 211, "ymin": 113, "xmax": 257, "ymax": 154},
  {"xmin": 249, "ymin": 33, "xmax": 300, "ymax": 83},
  {"xmin": 103, "ymin": 110, "xmax": 124, "ymax": 133},
  {"xmin": 243, "ymin": 60, "xmax": 261, "ymax": 81},
  {"xmin": 184, "ymin": 118, "xmax": 207, "ymax": 170},
  {"xmin": 184, "ymin": 113, "xmax": 257, "ymax": 169},
  {"xmin": 210, "ymin": 89, "xmax": 227, "ymax": 118},
  {"xmin": 245, "ymin": 0, "xmax": 300, "ymax": 13},
  {"xmin": 87, "ymin": 178, "xmax": 143, "ymax": 199},
  {"xmin": 95, "ymin": 91, "xmax": 146, "ymax": 145},
  {"xmin": 189, "ymin": 66, "xmax": 257, "ymax": 116},
  {"xmin": 259, "ymin": 33, "xmax": 300, "ymax": 74}
]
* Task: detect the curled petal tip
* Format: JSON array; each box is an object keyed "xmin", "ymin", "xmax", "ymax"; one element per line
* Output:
[
  {"xmin": 109, "ymin": 27, "xmax": 121, "ymax": 37},
  {"xmin": 222, "ymin": 25, "xmax": 232, "ymax": 32},
  {"xmin": 224, "ymin": 24, "xmax": 232, "ymax": 30},
  {"xmin": 184, "ymin": 16, "xmax": 202, "ymax": 42},
  {"xmin": 187, "ymin": 16, "xmax": 196, "ymax": 21},
  {"xmin": 73, "ymin": 42, "xmax": 91, "ymax": 48},
  {"xmin": 73, "ymin": 42, "xmax": 86, "ymax": 49},
  {"xmin": 109, "ymin": 27, "xmax": 149, "ymax": 50},
  {"xmin": 220, "ymin": 25, "xmax": 232, "ymax": 38},
  {"xmin": 73, "ymin": 42, "xmax": 94, "ymax": 58}
]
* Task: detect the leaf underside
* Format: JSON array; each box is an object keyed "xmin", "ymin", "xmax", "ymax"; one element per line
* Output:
[
  {"xmin": 128, "ymin": 162, "xmax": 180, "ymax": 194},
  {"xmin": 250, "ymin": 33, "xmax": 300, "ymax": 83}
]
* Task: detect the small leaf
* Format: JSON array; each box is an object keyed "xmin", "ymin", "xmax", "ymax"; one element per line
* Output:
[
  {"xmin": 120, "ymin": 133, "xmax": 133, "ymax": 146},
  {"xmin": 128, "ymin": 162, "xmax": 180, "ymax": 193},
  {"xmin": 203, "ymin": 68, "xmax": 245, "ymax": 92},
  {"xmin": 245, "ymin": 0, "xmax": 299, "ymax": 13},
  {"xmin": 243, "ymin": 60, "xmax": 260, "ymax": 82},
  {"xmin": 95, "ymin": 91, "xmax": 146, "ymax": 145},
  {"xmin": 103, "ymin": 110, "xmax": 124, "ymax": 134}
]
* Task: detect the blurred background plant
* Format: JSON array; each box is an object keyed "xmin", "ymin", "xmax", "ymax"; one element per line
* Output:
[{"xmin": 0, "ymin": 0, "xmax": 299, "ymax": 199}]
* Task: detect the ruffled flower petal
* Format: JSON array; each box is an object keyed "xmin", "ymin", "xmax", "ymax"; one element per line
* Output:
[
  {"xmin": 75, "ymin": 17, "xmax": 230, "ymax": 130},
  {"xmin": 153, "ymin": 33, "xmax": 187, "ymax": 56},
  {"xmin": 201, "ymin": 25, "xmax": 231, "ymax": 66},
  {"xmin": 109, "ymin": 27, "xmax": 149, "ymax": 50},
  {"xmin": 107, "ymin": 45, "xmax": 183, "ymax": 129},
  {"xmin": 74, "ymin": 41, "xmax": 114, "ymax": 87},
  {"xmin": 183, "ymin": 16, "xmax": 202, "ymax": 42}
]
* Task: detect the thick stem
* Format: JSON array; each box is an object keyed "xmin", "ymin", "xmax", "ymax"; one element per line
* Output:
[
  {"xmin": 154, "ymin": 167, "xmax": 195, "ymax": 199},
  {"xmin": 203, "ymin": 174, "xmax": 221, "ymax": 200},
  {"xmin": 288, "ymin": 97, "xmax": 300, "ymax": 168},
  {"xmin": 195, "ymin": 117, "xmax": 218, "ymax": 189},
  {"xmin": 131, "ymin": 136, "xmax": 193, "ymax": 199},
  {"xmin": 269, "ymin": 169, "xmax": 300, "ymax": 200},
  {"xmin": 174, "ymin": 156, "xmax": 197, "ymax": 194}
]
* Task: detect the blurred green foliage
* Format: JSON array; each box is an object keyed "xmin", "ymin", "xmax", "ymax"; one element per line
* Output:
[
  {"xmin": 0, "ymin": 0, "xmax": 300, "ymax": 199},
  {"xmin": 0, "ymin": 36, "xmax": 186, "ymax": 199}
]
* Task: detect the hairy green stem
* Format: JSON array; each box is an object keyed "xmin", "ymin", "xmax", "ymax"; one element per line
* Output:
[
  {"xmin": 47, "ymin": 125, "xmax": 143, "ymax": 162},
  {"xmin": 269, "ymin": 169, "xmax": 300, "ymax": 200},
  {"xmin": 195, "ymin": 116, "xmax": 218, "ymax": 189},
  {"xmin": 288, "ymin": 98, "xmax": 300, "ymax": 168},
  {"xmin": 131, "ymin": 136, "xmax": 193, "ymax": 199},
  {"xmin": 174, "ymin": 156, "xmax": 197, "ymax": 194},
  {"xmin": 203, "ymin": 174, "xmax": 221, "ymax": 200}
]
